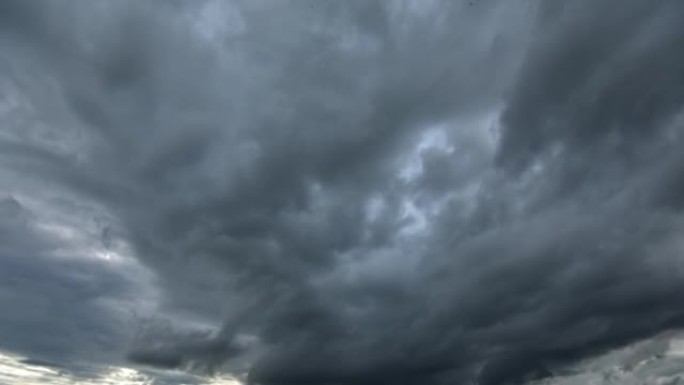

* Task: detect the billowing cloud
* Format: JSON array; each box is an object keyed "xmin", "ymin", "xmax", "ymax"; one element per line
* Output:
[{"xmin": 2, "ymin": 0, "xmax": 684, "ymax": 384}]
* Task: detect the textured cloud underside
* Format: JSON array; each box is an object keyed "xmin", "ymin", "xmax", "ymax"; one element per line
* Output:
[{"xmin": 1, "ymin": 1, "xmax": 684, "ymax": 384}]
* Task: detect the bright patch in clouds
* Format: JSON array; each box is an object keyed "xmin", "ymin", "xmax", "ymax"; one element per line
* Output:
[{"xmin": 0, "ymin": 352, "xmax": 243, "ymax": 385}]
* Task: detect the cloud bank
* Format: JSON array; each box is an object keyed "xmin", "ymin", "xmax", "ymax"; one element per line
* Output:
[{"xmin": 2, "ymin": 0, "xmax": 684, "ymax": 384}]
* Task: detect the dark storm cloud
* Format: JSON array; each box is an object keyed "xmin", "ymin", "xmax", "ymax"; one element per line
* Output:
[
  {"xmin": 499, "ymin": 0, "xmax": 684, "ymax": 171},
  {"xmin": 0, "ymin": 196, "xmax": 146, "ymax": 367},
  {"xmin": 3, "ymin": 0, "xmax": 684, "ymax": 384}
]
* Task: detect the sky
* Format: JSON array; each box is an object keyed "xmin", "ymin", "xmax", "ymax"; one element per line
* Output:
[{"xmin": 1, "ymin": 0, "xmax": 684, "ymax": 384}]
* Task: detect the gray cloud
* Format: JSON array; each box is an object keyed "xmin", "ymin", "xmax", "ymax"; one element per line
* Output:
[
  {"xmin": 0, "ymin": 195, "xmax": 150, "ymax": 369},
  {"xmin": 2, "ymin": 0, "xmax": 684, "ymax": 384}
]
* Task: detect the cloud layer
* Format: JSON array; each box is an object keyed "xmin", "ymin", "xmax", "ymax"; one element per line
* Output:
[{"xmin": 2, "ymin": 1, "xmax": 684, "ymax": 384}]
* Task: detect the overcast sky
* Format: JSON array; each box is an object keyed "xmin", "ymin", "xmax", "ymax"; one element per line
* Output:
[{"xmin": 2, "ymin": 1, "xmax": 684, "ymax": 384}]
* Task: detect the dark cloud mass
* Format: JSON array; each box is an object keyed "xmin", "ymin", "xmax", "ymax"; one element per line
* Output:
[{"xmin": 2, "ymin": 0, "xmax": 684, "ymax": 384}]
